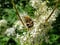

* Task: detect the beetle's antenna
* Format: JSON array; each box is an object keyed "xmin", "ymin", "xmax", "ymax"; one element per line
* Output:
[
  {"xmin": 11, "ymin": 0, "xmax": 26, "ymax": 27},
  {"xmin": 45, "ymin": 1, "xmax": 58, "ymax": 22}
]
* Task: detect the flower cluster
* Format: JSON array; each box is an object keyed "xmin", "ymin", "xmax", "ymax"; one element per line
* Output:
[{"xmin": 0, "ymin": 0, "xmax": 58, "ymax": 45}]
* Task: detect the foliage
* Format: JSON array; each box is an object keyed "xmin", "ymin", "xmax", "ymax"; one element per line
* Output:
[{"xmin": 0, "ymin": 0, "xmax": 60, "ymax": 45}]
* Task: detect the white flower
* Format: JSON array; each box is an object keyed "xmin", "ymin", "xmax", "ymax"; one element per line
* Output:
[
  {"xmin": 30, "ymin": 29, "xmax": 38, "ymax": 38},
  {"xmin": 5, "ymin": 27, "xmax": 15, "ymax": 36},
  {"xmin": 23, "ymin": 32, "xmax": 26, "ymax": 35},
  {"xmin": 0, "ymin": 19, "xmax": 7, "ymax": 26},
  {"xmin": 20, "ymin": 36, "xmax": 24, "ymax": 39},
  {"xmin": 23, "ymin": 36, "xmax": 27, "ymax": 41},
  {"xmin": 13, "ymin": 20, "xmax": 24, "ymax": 30},
  {"xmin": 39, "ymin": 29, "xmax": 42, "ymax": 32},
  {"xmin": 30, "ymin": 0, "xmax": 41, "ymax": 8},
  {"xmin": 16, "ymin": 33, "xmax": 20, "ymax": 38},
  {"xmin": 20, "ymin": 35, "xmax": 27, "ymax": 41},
  {"xmin": 19, "ymin": 12, "xmax": 28, "ymax": 16},
  {"xmin": 48, "ymin": 10, "xmax": 57, "ymax": 22}
]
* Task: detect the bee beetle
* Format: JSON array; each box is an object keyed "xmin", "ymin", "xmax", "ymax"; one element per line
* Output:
[{"xmin": 24, "ymin": 16, "xmax": 34, "ymax": 28}]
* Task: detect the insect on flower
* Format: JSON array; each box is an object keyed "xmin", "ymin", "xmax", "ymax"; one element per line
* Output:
[{"xmin": 24, "ymin": 16, "xmax": 34, "ymax": 28}]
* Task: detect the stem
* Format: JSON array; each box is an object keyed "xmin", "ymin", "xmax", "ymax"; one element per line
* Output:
[{"xmin": 11, "ymin": 0, "xmax": 25, "ymax": 27}]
